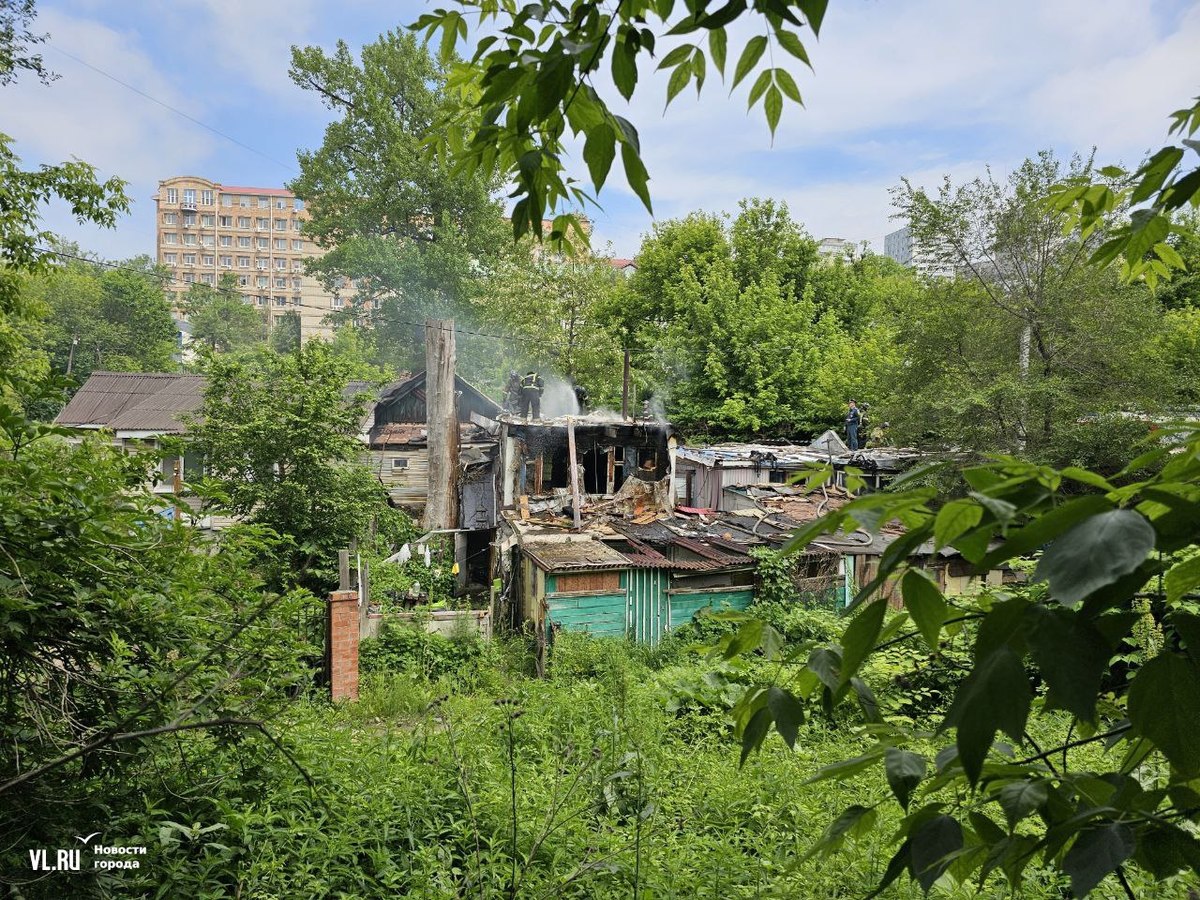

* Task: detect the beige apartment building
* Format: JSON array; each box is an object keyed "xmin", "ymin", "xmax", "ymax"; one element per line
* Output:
[{"xmin": 154, "ymin": 176, "xmax": 354, "ymax": 342}]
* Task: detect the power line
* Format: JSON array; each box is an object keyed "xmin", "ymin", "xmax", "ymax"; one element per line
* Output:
[{"xmin": 48, "ymin": 46, "xmax": 297, "ymax": 174}]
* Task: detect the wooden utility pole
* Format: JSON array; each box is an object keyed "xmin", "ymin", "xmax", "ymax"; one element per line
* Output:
[
  {"xmin": 621, "ymin": 348, "xmax": 631, "ymax": 420},
  {"xmin": 566, "ymin": 416, "xmax": 582, "ymax": 530},
  {"xmin": 424, "ymin": 319, "xmax": 459, "ymax": 530}
]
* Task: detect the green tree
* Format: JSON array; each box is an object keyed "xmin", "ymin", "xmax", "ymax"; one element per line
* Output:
[
  {"xmin": 892, "ymin": 152, "xmax": 1166, "ymax": 460},
  {"xmin": 269, "ymin": 309, "xmax": 302, "ymax": 355},
  {"xmin": 188, "ymin": 343, "xmax": 391, "ymax": 591},
  {"xmin": 469, "ymin": 250, "xmax": 624, "ymax": 405},
  {"xmin": 288, "ymin": 30, "xmax": 510, "ymax": 371},
  {"xmin": 0, "ymin": 0, "xmax": 56, "ymax": 86},
  {"xmin": 183, "ymin": 274, "xmax": 266, "ymax": 353}
]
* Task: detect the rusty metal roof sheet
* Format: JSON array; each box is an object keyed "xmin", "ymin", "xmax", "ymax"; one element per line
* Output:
[
  {"xmin": 55, "ymin": 372, "xmax": 206, "ymax": 433},
  {"xmin": 523, "ymin": 538, "xmax": 632, "ymax": 572}
]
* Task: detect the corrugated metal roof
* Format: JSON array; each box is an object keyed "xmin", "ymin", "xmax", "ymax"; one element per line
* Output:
[{"xmin": 55, "ymin": 372, "xmax": 206, "ymax": 433}]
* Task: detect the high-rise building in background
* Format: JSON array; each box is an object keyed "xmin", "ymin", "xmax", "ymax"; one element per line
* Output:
[
  {"xmin": 154, "ymin": 176, "xmax": 346, "ymax": 342},
  {"xmin": 883, "ymin": 225, "xmax": 955, "ymax": 278}
]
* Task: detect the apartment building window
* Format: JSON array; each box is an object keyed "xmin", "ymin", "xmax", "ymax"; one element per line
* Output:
[
  {"xmin": 166, "ymin": 188, "xmax": 178, "ymax": 204},
  {"xmin": 257, "ymin": 197, "xmax": 269, "ymax": 209},
  {"xmin": 275, "ymin": 198, "xmax": 287, "ymax": 209},
  {"xmin": 219, "ymin": 235, "xmax": 232, "ymax": 247},
  {"xmin": 371, "ymin": 298, "xmax": 381, "ymax": 310},
  {"xmin": 275, "ymin": 258, "xmax": 287, "ymax": 270},
  {"xmin": 331, "ymin": 297, "xmax": 345, "ymax": 309},
  {"xmin": 183, "ymin": 189, "xmax": 196, "ymax": 204},
  {"xmin": 292, "ymin": 218, "xmax": 301, "ymax": 231},
  {"xmin": 293, "ymin": 198, "xmax": 304, "ymax": 211},
  {"xmin": 275, "ymin": 296, "xmax": 287, "ymax": 306},
  {"xmin": 183, "ymin": 253, "xmax": 196, "ymax": 265},
  {"xmin": 255, "ymin": 295, "xmax": 266, "ymax": 305},
  {"xmin": 237, "ymin": 256, "xmax": 250, "ymax": 268},
  {"xmin": 163, "ymin": 212, "xmax": 177, "ymax": 225},
  {"xmin": 238, "ymin": 216, "xmax": 250, "ymax": 228},
  {"xmin": 238, "ymin": 236, "xmax": 251, "ymax": 248},
  {"xmin": 183, "ymin": 273, "xmax": 195, "ymax": 283},
  {"xmin": 274, "ymin": 218, "xmax": 287, "ymax": 230},
  {"xmin": 183, "ymin": 213, "xmax": 196, "ymax": 226},
  {"xmin": 257, "ymin": 275, "xmax": 269, "ymax": 288},
  {"xmin": 201, "ymin": 235, "xmax": 214, "ymax": 247},
  {"xmin": 218, "ymin": 215, "xmax": 232, "ymax": 227},
  {"xmin": 257, "ymin": 258, "xmax": 268, "ymax": 270},
  {"xmin": 292, "ymin": 239, "xmax": 303, "ymax": 251},
  {"xmin": 292, "ymin": 261, "xmax": 303, "ymax": 272},
  {"xmin": 201, "ymin": 273, "xmax": 215, "ymax": 284},
  {"xmin": 183, "ymin": 234, "xmax": 197, "ymax": 246},
  {"xmin": 292, "ymin": 276, "xmax": 302, "ymax": 289},
  {"xmin": 220, "ymin": 255, "xmax": 232, "ymax": 267},
  {"xmin": 200, "ymin": 214, "xmax": 214, "ymax": 226},
  {"xmin": 202, "ymin": 254, "xmax": 214, "ymax": 266},
  {"xmin": 221, "ymin": 194, "xmax": 233, "ymax": 207},
  {"xmin": 256, "ymin": 236, "xmax": 269, "ymax": 249},
  {"xmin": 274, "ymin": 238, "xmax": 287, "ymax": 250},
  {"xmin": 256, "ymin": 217, "xmax": 269, "ymax": 230},
  {"xmin": 162, "ymin": 233, "xmax": 177, "ymax": 245},
  {"xmin": 292, "ymin": 295, "xmax": 302, "ymax": 306},
  {"xmin": 164, "ymin": 253, "xmax": 177, "ymax": 265},
  {"xmin": 238, "ymin": 275, "xmax": 249, "ymax": 287},
  {"xmin": 274, "ymin": 276, "xmax": 287, "ymax": 289},
  {"xmin": 201, "ymin": 190, "xmax": 214, "ymax": 206}
]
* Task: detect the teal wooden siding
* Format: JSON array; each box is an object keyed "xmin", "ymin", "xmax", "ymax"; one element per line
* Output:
[
  {"xmin": 627, "ymin": 569, "xmax": 669, "ymax": 644},
  {"xmin": 544, "ymin": 573, "xmax": 627, "ymax": 637},
  {"xmin": 668, "ymin": 588, "xmax": 754, "ymax": 629}
]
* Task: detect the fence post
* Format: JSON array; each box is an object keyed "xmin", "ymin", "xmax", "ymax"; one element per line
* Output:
[{"xmin": 328, "ymin": 589, "xmax": 360, "ymax": 701}]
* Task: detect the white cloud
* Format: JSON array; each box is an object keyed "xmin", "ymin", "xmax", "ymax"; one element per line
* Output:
[{"xmin": 5, "ymin": 9, "xmax": 216, "ymax": 260}]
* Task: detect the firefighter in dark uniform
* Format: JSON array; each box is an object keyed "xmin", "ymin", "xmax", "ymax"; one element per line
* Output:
[
  {"xmin": 503, "ymin": 371, "xmax": 522, "ymax": 413},
  {"xmin": 520, "ymin": 371, "xmax": 545, "ymax": 419}
]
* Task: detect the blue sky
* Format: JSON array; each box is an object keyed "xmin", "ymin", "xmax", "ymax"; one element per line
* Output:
[{"xmin": 7, "ymin": 0, "xmax": 1200, "ymax": 262}]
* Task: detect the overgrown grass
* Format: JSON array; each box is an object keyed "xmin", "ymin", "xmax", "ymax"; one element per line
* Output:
[{"xmin": 88, "ymin": 614, "xmax": 1199, "ymax": 898}]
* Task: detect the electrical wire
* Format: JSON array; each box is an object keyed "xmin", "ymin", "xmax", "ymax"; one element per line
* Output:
[{"xmin": 48, "ymin": 46, "xmax": 297, "ymax": 174}]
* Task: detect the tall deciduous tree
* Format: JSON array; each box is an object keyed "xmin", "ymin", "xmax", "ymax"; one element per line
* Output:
[
  {"xmin": 892, "ymin": 152, "xmax": 1166, "ymax": 459},
  {"xmin": 288, "ymin": 30, "xmax": 510, "ymax": 372},
  {"xmin": 188, "ymin": 343, "xmax": 390, "ymax": 591}
]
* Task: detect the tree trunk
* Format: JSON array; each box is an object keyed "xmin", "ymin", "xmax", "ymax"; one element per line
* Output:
[{"xmin": 424, "ymin": 319, "xmax": 459, "ymax": 530}]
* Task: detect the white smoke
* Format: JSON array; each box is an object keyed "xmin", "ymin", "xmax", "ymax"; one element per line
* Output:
[{"xmin": 539, "ymin": 375, "xmax": 581, "ymax": 418}]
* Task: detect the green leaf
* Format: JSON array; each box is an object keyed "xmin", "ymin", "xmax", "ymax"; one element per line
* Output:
[
  {"xmin": 804, "ymin": 745, "xmax": 886, "ymax": 784},
  {"xmin": 656, "ymin": 44, "xmax": 693, "ymax": 70},
  {"xmin": 1128, "ymin": 652, "xmax": 1200, "ymax": 777},
  {"xmin": 766, "ymin": 685, "xmax": 804, "ymax": 748},
  {"xmin": 739, "ymin": 705, "xmax": 771, "ymax": 766},
  {"xmin": 1134, "ymin": 822, "xmax": 1200, "ymax": 879},
  {"xmin": 1154, "ymin": 240, "xmax": 1186, "ymax": 270},
  {"xmin": 621, "ymin": 144, "xmax": 653, "ymax": 213},
  {"xmin": 612, "ymin": 39, "xmax": 637, "ymax": 100},
  {"xmin": 866, "ymin": 840, "xmax": 911, "ymax": 899},
  {"xmin": 746, "ymin": 68, "xmax": 771, "ymax": 109},
  {"xmin": 1166, "ymin": 554, "xmax": 1200, "ymax": 605},
  {"xmin": 773, "ymin": 68, "xmax": 801, "ymax": 105},
  {"xmin": 943, "ymin": 646, "xmax": 1031, "ymax": 785},
  {"xmin": 933, "ymin": 499, "xmax": 982, "ymax": 550},
  {"xmin": 796, "ymin": 0, "xmax": 829, "ymax": 32},
  {"xmin": 808, "ymin": 646, "xmax": 841, "ymax": 692},
  {"xmin": 665, "ymin": 62, "xmax": 691, "ymax": 105},
  {"xmin": 582, "ymin": 123, "xmax": 616, "ymax": 193},
  {"xmin": 805, "ymin": 804, "xmax": 877, "ymax": 860},
  {"xmin": 902, "ymin": 570, "xmax": 947, "ymax": 651},
  {"xmin": 997, "ymin": 780, "xmax": 1047, "ymax": 831},
  {"xmin": 1061, "ymin": 824, "xmax": 1134, "ymax": 897},
  {"xmin": 731, "ymin": 35, "xmax": 767, "ymax": 89},
  {"xmin": 839, "ymin": 596, "xmax": 886, "ymax": 685},
  {"xmin": 1033, "ymin": 509, "xmax": 1156, "ymax": 607},
  {"xmin": 885, "ymin": 747, "xmax": 926, "ymax": 811},
  {"xmin": 1026, "ymin": 607, "xmax": 1111, "ymax": 723},
  {"xmin": 910, "ymin": 815, "xmax": 962, "ymax": 893},
  {"xmin": 774, "ymin": 28, "xmax": 811, "ymax": 68},
  {"xmin": 978, "ymin": 494, "xmax": 1113, "ymax": 571},
  {"xmin": 708, "ymin": 28, "xmax": 727, "ymax": 76}
]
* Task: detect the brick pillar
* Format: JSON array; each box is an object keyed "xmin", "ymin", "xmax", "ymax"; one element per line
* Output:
[{"xmin": 328, "ymin": 590, "xmax": 359, "ymax": 701}]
